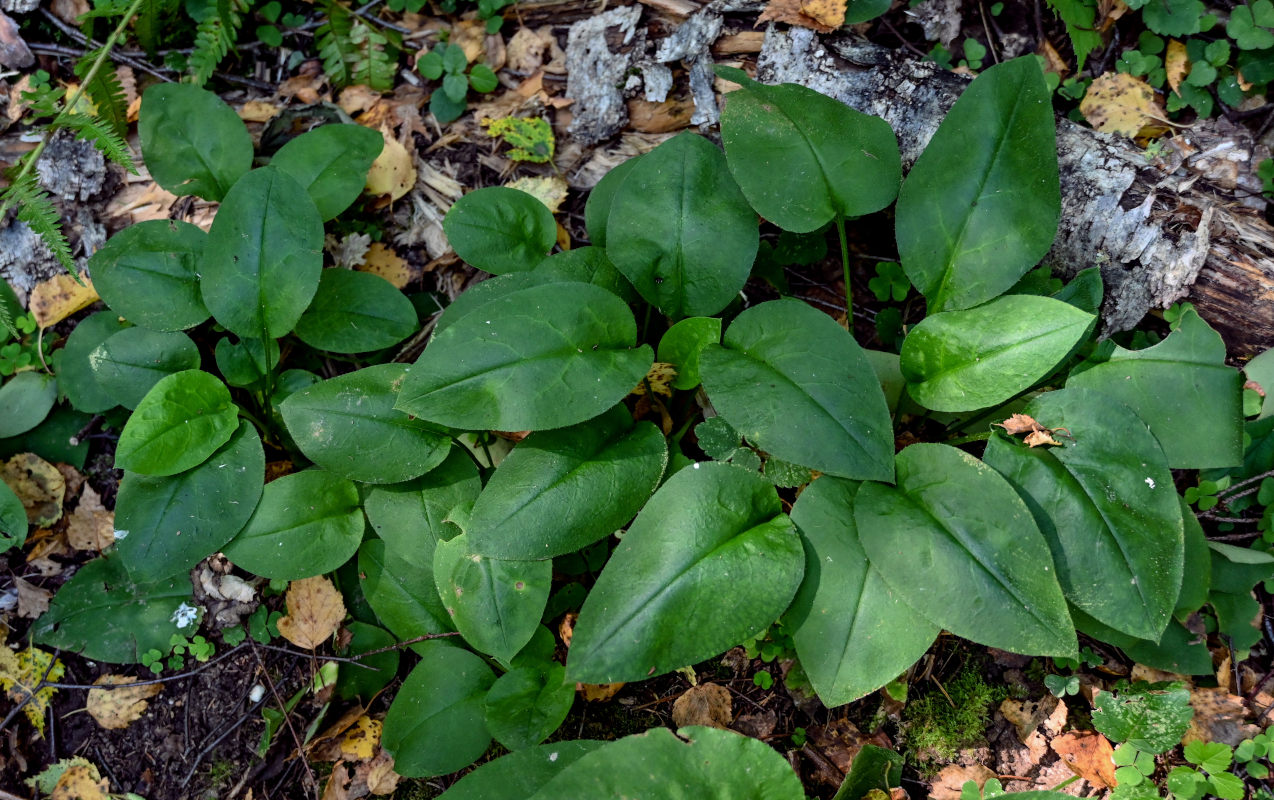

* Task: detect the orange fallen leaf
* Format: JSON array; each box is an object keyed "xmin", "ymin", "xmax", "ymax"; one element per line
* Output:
[
  {"xmin": 800, "ymin": 0, "xmax": 847, "ymax": 28},
  {"xmin": 578, "ymin": 681, "xmax": 625, "ymax": 702},
  {"xmin": 86, "ymin": 676, "xmax": 162, "ymax": 730},
  {"xmin": 672, "ymin": 682, "xmax": 733, "ymax": 728},
  {"xmin": 238, "ymin": 100, "xmax": 280, "ymax": 123},
  {"xmin": 28, "ymin": 272, "xmax": 97, "ymax": 328},
  {"xmin": 757, "ymin": 0, "xmax": 840, "ymax": 33},
  {"xmin": 357, "ymin": 243, "xmax": 419, "ymax": 289},
  {"xmin": 1165, "ymin": 40, "xmax": 1189, "ymax": 94},
  {"xmin": 1025, "ymin": 429, "xmax": 1063, "ymax": 448},
  {"xmin": 993, "ymin": 413, "xmax": 1045, "ymax": 435},
  {"xmin": 1080, "ymin": 72, "xmax": 1162, "ymax": 138},
  {"xmin": 1051, "ymin": 730, "xmax": 1116, "ymax": 788},
  {"xmin": 277, "ymin": 576, "xmax": 346, "ymax": 650}
]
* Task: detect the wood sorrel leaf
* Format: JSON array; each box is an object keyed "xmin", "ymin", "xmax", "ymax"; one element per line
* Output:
[
  {"xmin": 716, "ymin": 66, "xmax": 902, "ymax": 232},
  {"xmin": 88, "ymin": 220, "xmax": 209, "ymax": 331},
  {"xmin": 139, "ymin": 83, "xmax": 252, "ymax": 201},
  {"xmin": 895, "ymin": 56, "xmax": 1061, "ymax": 312},
  {"xmin": 901, "ymin": 295, "xmax": 1095, "ymax": 412},
  {"xmin": 395, "ymin": 282, "xmax": 652, "ymax": 432},
  {"xmin": 1067, "ymin": 308, "xmax": 1243, "ymax": 468},
  {"xmin": 114, "ymin": 370, "xmax": 238, "ymax": 476},
  {"xmin": 604, "ymin": 132, "xmax": 759, "ymax": 319},
  {"xmin": 787, "ymin": 477, "xmax": 939, "ymax": 706},
  {"xmin": 114, "ymin": 420, "xmax": 264, "ymax": 584},
  {"xmin": 699, "ymin": 299, "xmax": 893, "ymax": 481},
  {"xmin": 200, "ymin": 166, "xmax": 324, "ymax": 340},
  {"xmin": 855, "ymin": 443, "xmax": 1076, "ymax": 657},
  {"xmin": 467, "ymin": 406, "xmax": 667, "ymax": 560},
  {"xmin": 444, "ymin": 186, "xmax": 556, "ymax": 274},
  {"xmin": 983, "ymin": 387, "xmax": 1183, "ymax": 640},
  {"xmin": 281, "ymin": 364, "xmax": 450, "ymax": 484},
  {"xmin": 292, "ymin": 269, "xmax": 418, "ymax": 353},
  {"xmin": 221, "ymin": 469, "xmax": 362, "ymax": 579},
  {"xmin": 567, "ymin": 462, "xmax": 803, "ymax": 684},
  {"xmin": 268, "ymin": 123, "xmax": 383, "ymax": 220},
  {"xmin": 89, "ymin": 328, "xmax": 201, "ymax": 409}
]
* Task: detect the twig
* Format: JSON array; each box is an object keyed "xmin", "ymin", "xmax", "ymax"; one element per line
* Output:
[
  {"xmin": 41, "ymin": 642, "xmax": 252, "ymax": 692},
  {"xmin": 1217, "ymin": 468, "xmax": 1274, "ymax": 499},
  {"xmin": 0, "ymin": 647, "xmax": 61, "ymax": 734},
  {"xmin": 247, "ymin": 639, "xmax": 319, "ymax": 796},
  {"xmin": 251, "ymin": 641, "xmax": 380, "ymax": 670},
  {"xmin": 877, "ymin": 16, "xmax": 928, "ymax": 60},
  {"xmin": 977, "ymin": 0, "xmax": 1000, "ymax": 65},
  {"xmin": 350, "ymin": 631, "xmax": 463, "ymax": 659},
  {"xmin": 37, "ymin": 8, "xmax": 173, "ymax": 83},
  {"xmin": 179, "ymin": 694, "xmax": 269, "ymax": 788}
]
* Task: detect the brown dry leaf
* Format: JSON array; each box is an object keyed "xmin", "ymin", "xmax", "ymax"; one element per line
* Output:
[
  {"xmin": 339, "ymin": 85, "xmax": 384, "ymax": 117},
  {"xmin": 1132, "ymin": 664, "xmax": 1188, "ymax": 684},
  {"xmin": 2, "ymin": 453, "xmax": 66, "ymax": 527},
  {"xmin": 671, "ymin": 682, "xmax": 733, "ymax": 728},
  {"xmin": 278, "ymin": 65, "xmax": 327, "ymax": 104},
  {"xmin": 993, "ymin": 413, "xmax": 1044, "ymax": 435},
  {"xmin": 713, "ymin": 32, "xmax": 766, "ymax": 55},
  {"xmin": 800, "ymin": 0, "xmax": 848, "ymax": 28},
  {"xmin": 86, "ymin": 675, "xmax": 162, "ymax": 730},
  {"xmin": 14, "ymin": 576, "xmax": 52, "ymax": 619},
  {"xmin": 578, "ymin": 682, "xmax": 625, "ymax": 702},
  {"xmin": 362, "ymin": 751, "xmax": 401, "ymax": 795},
  {"xmin": 50, "ymin": 0, "xmax": 90, "ymax": 25},
  {"xmin": 505, "ymin": 175, "xmax": 568, "ymax": 214},
  {"xmin": 238, "ymin": 100, "xmax": 280, "ymax": 123},
  {"xmin": 364, "ymin": 127, "xmax": 416, "ymax": 202},
  {"xmin": 29, "ymin": 272, "xmax": 98, "ymax": 328},
  {"xmin": 66, "ymin": 485, "xmax": 114, "ymax": 552},
  {"xmin": 1051, "ymin": 730, "xmax": 1116, "ymax": 789},
  {"xmin": 559, "ymin": 611, "xmax": 577, "ymax": 646},
  {"xmin": 7, "ymin": 74, "xmax": 34, "ymax": 121},
  {"xmin": 1183, "ymin": 687, "xmax": 1259, "ymax": 746},
  {"xmin": 757, "ymin": 0, "xmax": 840, "ymax": 33},
  {"xmin": 1037, "ymin": 40, "xmax": 1068, "ymax": 78},
  {"xmin": 0, "ymin": 9, "xmax": 33, "ymax": 69},
  {"xmin": 453, "ymin": 19, "xmax": 487, "ymax": 63},
  {"xmin": 999, "ymin": 696, "xmax": 1058, "ymax": 742},
  {"xmin": 52, "ymin": 763, "xmax": 110, "ymax": 800},
  {"xmin": 506, "ymin": 27, "xmax": 550, "ymax": 73},
  {"xmin": 322, "ymin": 761, "xmax": 354, "ymax": 800},
  {"xmin": 627, "ymin": 98, "xmax": 697, "ymax": 133},
  {"xmin": 929, "ymin": 764, "xmax": 998, "ymax": 800},
  {"xmin": 1165, "ymin": 40, "xmax": 1189, "ymax": 94},
  {"xmin": 340, "ymin": 715, "xmax": 382, "ymax": 762},
  {"xmin": 357, "ymin": 243, "xmax": 419, "ymax": 289},
  {"xmin": 1025, "ymin": 430, "xmax": 1063, "ymax": 448},
  {"xmin": 277, "ymin": 576, "xmax": 346, "ymax": 650},
  {"xmin": 1080, "ymin": 72, "xmax": 1162, "ymax": 138}
]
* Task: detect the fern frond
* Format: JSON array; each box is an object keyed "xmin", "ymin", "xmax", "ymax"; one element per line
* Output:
[
  {"xmin": 348, "ymin": 20, "xmax": 394, "ymax": 92},
  {"xmin": 74, "ymin": 47, "xmax": 129, "ymax": 140},
  {"xmin": 4, "ymin": 174, "xmax": 74, "ymax": 272},
  {"xmin": 187, "ymin": 0, "xmax": 245, "ymax": 87},
  {"xmin": 0, "ymin": 281, "xmax": 18, "ymax": 339},
  {"xmin": 134, "ymin": 0, "xmax": 177, "ymax": 56},
  {"xmin": 54, "ymin": 114, "xmax": 136, "ymax": 174},
  {"xmin": 79, "ymin": 0, "xmax": 137, "ymax": 21},
  {"xmin": 316, "ymin": 0, "xmax": 356, "ymax": 87}
]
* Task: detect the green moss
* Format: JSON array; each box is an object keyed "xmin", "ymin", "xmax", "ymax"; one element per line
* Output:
[{"xmin": 903, "ymin": 665, "xmax": 1004, "ymax": 770}]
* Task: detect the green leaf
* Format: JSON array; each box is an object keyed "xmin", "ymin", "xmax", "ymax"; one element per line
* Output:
[
  {"xmin": 1091, "ymin": 685, "xmax": 1193, "ymax": 753},
  {"xmin": 568, "ymin": 462, "xmax": 804, "ymax": 684},
  {"xmin": 434, "ymin": 532, "xmax": 552, "ymax": 663},
  {"xmin": 0, "ymin": 372, "xmax": 57, "ymax": 438},
  {"xmin": 1067, "ymin": 308, "xmax": 1244, "ymax": 468},
  {"xmin": 1142, "ymin": 0, "xmax": 1204, "ymax": 37},
  {"xmin": 431, "ymin": 89, "xmax": 468, "ymax": 124},
  {"xmin": 483, "ymin": 664, "xmax": 575, "ymax": 750},
  {"xmin": 468, "ymin": 63, "xmax": 499, "ymax": 93},
  {"xmin": 55, "ymin": 312, "xmax": 127, "ymax": 413},
  {"xmin": 1207, "ymin": 771, "xmax": 1245, "ymax": 800},
  {"xmin": 1052, "ymin": 267, "xmax": 1104, "ymax": 315},
  {"xmin": 901, "ymin": 296, "xmax": 1094, "ymax": 412},
  {"xmin": 657, "ymin": 317, "xmax": 721, "ymax": 391},
  {"xmin": 1176, "ymin": 497, "xmax": 1211, "ymax": 615},
  {"xmin": 382, "ymin": 640, "xmax": 495, "ymax": 777},
  {"xmin": 700, "ymin": 299, "xmax": 894, "ymax": 481},
  {"xmin": 443, "ymin": 186, "xmax": 556, "ymax": 274},
  {"xmin": 716, "ymin": 66, "xmax": 901, "ymax": 232},
  {"xmin": 527, "ymin": 726, "xmax": 804, "ymax": 800},
  {"xmin": 0, "ymin": 477, "xmax": 26, "ymax": 551},
  {"xmin": 214, "ymin": 337, "xmax": 278, "ymax": 388},
  {"xmin": 532, "ymin": 248, "xmax": 635, "ymax": 303},
  {"xmin": 281, "ymin": 364, "xmax": 449, "ymax": 483},
  {"xmin": 292, "ymin": 269, "xmax": 418, "ymax": 353},
  {"xmin": 443, "ymin": 43, "xmax": 467, "ymax": 74},
  {"xmin": 221, "ymin": 469, "xmax": 363, "ymax": 579},
  {"xmin": 334, "ymin": 621, "xmax": 399, "ymax": 701},
  {"xmin": 1167, "ymin": 766, "xmax": 1208, "ymax": 800},
  {"xmin": 443, "ymin": 72, "xmax": 469, "ymax": 103},
  {"xmin": 419, "ymin": 49, "xmax": 444, "ymax": 79},
  {"xmin": 895, "ymin": 56, "xmax": 1060, "ymax": 312},
  {"xmin": 1073, "ymin": 609, "xmax": 1213, "ymax": 675},
  {"xmin": 395, "ymin": 282, "xmax": 652, "ymax": 432},
  {"xmin": 138, "ymin": 83, "xmax": 252, "ymax": 201},
  {"xmin": 33, "ymin": 553, "xmax": 196, "ymax": 662},
  {"xmin": 467, "ymin": 406, "xmax": 667, "ymax": 559},
  {"xmin": 114, "ymin": 370, "xmax": 239, "ymax": 476},
  {"xmin": 584, "ymin": 156, "xmax": 641, "ymax": 248},
  {"xmin": 114, "ymin": 420, "xmax": 264, "ymax": 583},
  {"xmin": 832, "ymin": 744, "xmax": 903, "ymax": 800},
  {"xmin": 787, "ymin": 477, "xmax": 939, "ymax": 706},
  {"xmin": 1208, "ymin": 541, "xmax": 1274, "ymax": 593},
  {"xmin": 982, "ymin": 387, "xmax": 1183, "ymax": 640},
  {"xmin": 200, "ymin": 166, "xmax": 324, "ymax": 339},
  {"xmin": 1184, "ymin": 741, "xmax": 1232, "ymax": 774},
  {"xmin": 89, "ymin": 220, "xmax": 209, "ymax": 331},
  {"xmin": 855, "ymin": 443, "xmax": 1076, "ymax": 657},
  {"xmin": 362, "ymin": 447, "xmax": 481, "ymax": 552},
  {"xmin": 605, "ymin": 132, "xmax": 758, "ymax": 319},
  {"xmin": 436, "ymin": 741, "xmax": 604, "ymax": 800},
  {"xmin": 1045, "ymin": 0, "xmax": 1103, "ymax": 70},
  {"xmin": 1244, "ymin": 347, "xmax": 1274, "ymax": 419},
  {"xmin": 268, "ymin": 124, "xmax": 383, "ymax": 220},
  {"xmin": 844, "ymin": 0, "xmax": 891, "ymax": 23},
  {"xmin": 89, "ymin": 328, "xmax": 201, "ymax": 409},
  {"xmin": 359, "ymin": 539, "xmax": 454, "ymax": 646}
]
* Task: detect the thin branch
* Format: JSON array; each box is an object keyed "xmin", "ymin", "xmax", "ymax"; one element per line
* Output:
[{"xmin": 350, "ymin": 631, "xmax": 463, "ymax": 659}]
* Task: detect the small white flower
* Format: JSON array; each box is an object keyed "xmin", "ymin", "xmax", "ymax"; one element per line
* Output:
[{"xmin": 171, "ymin": 602, "xmax": 199, "ymax": 629}]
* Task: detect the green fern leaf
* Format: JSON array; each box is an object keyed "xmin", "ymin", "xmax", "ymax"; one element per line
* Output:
[
  {"xmin": 4, "ymin": 174, "xmax": 75, "ymax": 272},
  {"xmin": 0, "ymin": 280, "xmax": 18, "ymax": 339},
  {"xmin": 316, "ymin": 0, "xmax": 356, "ymax": 87},
  {"xmin": 188, "ymin": 0, "xmax": 245, "ymax": 87},
  {"xmin": 348, "ymin": 20, "xmax": 394, "ymax": 92},
  {"xmin": 74, "ymin": 48, "xmax": 130, "ymax": 140},
  {"xmin": 54, "ymin": 114, "xmax": 136, "ymax": 174},
  {"xmin": 135, "ymin": 0, "xmax": 177, "ymax": 56}
]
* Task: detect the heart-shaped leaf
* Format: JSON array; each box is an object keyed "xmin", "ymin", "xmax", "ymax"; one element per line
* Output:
[
  {"xmin": 268, "ymin": 123, "xmax": 384, "ymax": 220},
  {"xmin": 657, "ymin": 317, "xmax": 721, "ymax": 391},
  {"xmin": 89, "ymin": 328, "xmax": 201, "ymax": 409},
  {"xmin": 584, "ymin": 156, "xmax": 641, "ymax": 248},
  {"xmin": 114, "ymin": 370, "xmax": 239, "ymax": 476},
  {"xmin": 88, "ymin": 220, "xmax": 209, "ymax": 331},
  {"xmin": 483, "ymin": 664, "xmax": 575, "ymax": 750},
  {"xmin": 292, "ymin": 269, "xmax": 418, "ymax": 353},
  {"xmin": 139, "ymin": 83, "xmax": 252, "ymax": 201},
  {"xmin": 444, "ymin": 186, "xmax": 557, "ymax": 274}
]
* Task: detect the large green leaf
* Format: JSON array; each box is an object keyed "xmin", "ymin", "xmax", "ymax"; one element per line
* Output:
[
  {"xmin": 359, "ymin": 539, "xmax": 454, "ymax": 645},
  {"xmin": 1074, "ymin": 608, "xmax": 1214, "ymax": 675},
  {"xmin": 699, "ymin": 299, "xmax": 893, "ymax": 481},
  {"xmin": 200, "ymin": 166, "xmax": 324, "ymax": 339},
  {"xmin": 395, "ymin": 282, "xmax": 652, "ymax": 431},
  {"xmin": 362, "ymin": 447, "xmax": 481, "ymax": 552},
  {"xmin": 1091, "ymin": 684, "xmax": 1194, "ymax": 754},
  {"xmin": 483, "ymin": 664, "xmax": 575, "ymax": 750},
  {"xmin": 56, "ymin": 311, "xmax": 128, "ymax": 413},
  {"xmin": 983, "ymin": 387, "xmax": 1182, "ymax": 640},
  {"xmin": 568, "ymin": 462, "xmax": 804, "ymax": 684},
  {"xmin": 443, "ymin": 186, "xmax": 557, "ymax": 274},
  {"xmin": 437, "ymin": 741, "xmax": 604, "ymax": 800},
  {"xmin": 532, "ymin": 248, "xmax": 637, "ymax": 304},
  {"xmin": 584, "ymin": 156, "xmax": 641, "ymax": 248},
  {"xmin": 901, "ymin": 295, "xmax": 1094, "ymax": 412},
  {"xmin": 0, "ymin": 477, "xmax": 26, "ymax": 551},
  {"xmin": 855, "ymin": 443, "xmax": 1076, "ymax": 657},
  {"xmin": 895, "ymin": 57, "xmax": 1060, "ymax": 312},
  {"xmin": 434, "ymin": 532, "xmax": 552, "ymax": 663},
  {"xmin": 382, "ymin": 641, "xmax": 496, "ymax": 777},
  {"xmin": 467, "ymin": 406, "xmax": 667, "ymax": 559},
  {"xmin": 1176, "ymin": 498, "xmax": 1211, "ymax": 615},
  {"xmin": 0, "ymin": 372, "xmax": 56, "ymax": 438},
  {"xmin": 657, "ymin": 316, "xmax": 721, "ymax": 391},
  {"xmin": 334, "ymin": 621, "xmax": 400, "ymax": 701},
  {"xmin": 89, "ymin": 327, "xmax": 201, "ymax": 409},
  {"xmin": 716, "ymin": 66, "xmax": 901, "ymax": 232},
  {"xmin": 1067, "ymin": 308, "xmax": 1243, "ymax": 468},
  {"xmin": 114, "ymin": 370, "xmax": 239, "ymax": 476},
  {"xmin": 88, "ymin": 220, "xmax": 209, "ymax": 331},
  {"xmin": 292, "ymin": 269, "xmax": 418, "ymax": 353},
  {"xmin": 268, "ymin": 124, "xmax": 383, "ymax": 220},
  {"xmin": 527, "ymin": 727, "xmax": 804, "ymax": 800},
  {"xmin": 33, "ymin": 553, "xmax": 195, "ymax": 663},
  {"xmin": 114, "ymin": 420, "xmax": 264, "ymax": 583},
  {"xmin": 604, "ymin": 132, "xmax": 758, "ymax": 318},
  {"xmin": 221, "ymin": 469, "xmax": 363, "ymax": 579},
  {"xmin": 787, "ymin": 477, "xmax": 939, "ymax": 707},
  {"xmin": 280, "ymin": 364, "xmax": 450, "ymax": 484},
  {"xmin": 139, "ymin": 83, "xmax": 252, "ymax": 201}
]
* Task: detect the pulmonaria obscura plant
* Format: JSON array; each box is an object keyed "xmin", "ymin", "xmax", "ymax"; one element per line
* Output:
[{"xmin": 8, "ymin": 55, "xmax": 1264, "ymax": 796}]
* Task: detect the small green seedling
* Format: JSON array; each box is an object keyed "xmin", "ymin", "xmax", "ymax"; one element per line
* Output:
[{"xmin": 418, "ymin": 42, "xmax": 499, "ymax": 123}]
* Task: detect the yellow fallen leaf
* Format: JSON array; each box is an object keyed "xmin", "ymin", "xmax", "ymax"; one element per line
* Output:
[
  {"xmin": 1165, "ymin": 40, "xmax": 1189, "ymax": 94},
  {"xmin": 364, "ymin": 127, "xmax": 416, "ymax": 202},
  {"xmin": 0, "ymin": 641, "xmax": 64, "ymax": 735},
  {"xmin": 28, "ymin": 272, "xmax": 97, "ymax": 328},
  {"xmin": 1080, "ymin": 72, "xmax": 1162, "ymax": 138},
  {"xmin": 340, "ymin": 715, "xmax": 382, "ymax": 761},
  {"xmin": 505, "ymin": 175, "xmax": 568, "ymax": 214},
  {"xmin": 757, "ymin": 0, "xmax": 840, "ymax": 33},
  {"xmin": 800, "ymin": 0, "xmax": 847, "ymax": 28},
  {"xmin": 277, "ymin": 575, "xmax": 346, "ymax": 649},
  {"xmin": 238, "ymin": 100, "xmax": 280, "ymax": 122},
  {"xmin": 578, "ymin": 681, "xmax": 625, "ymax": 701},
  {"xmin": 52, "ymin": 763, "xmax": 110, "ymax": 800},
  {"xmin": 631, "ymin": 362, "xmax": 677, "ymax": 398},
  {"xmin": 357, "ymin": 242, "xmax": 419, "ymax": 289},
  {"xmin": 86, "ymin": 675, "xmax": 162, "ymax": 730},
  {"xmin": 1, "ymin": 453, "xmax": 66, "ymax": 527}
]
